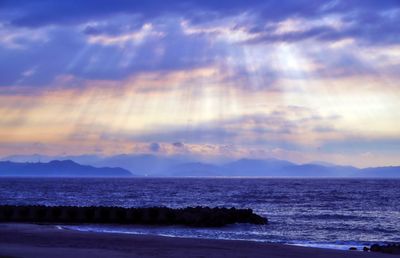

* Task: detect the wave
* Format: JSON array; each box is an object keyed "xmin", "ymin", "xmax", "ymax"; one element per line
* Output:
[{"xmin": 58, "ymin": 224, "xmax": 376, "ymax": 251}]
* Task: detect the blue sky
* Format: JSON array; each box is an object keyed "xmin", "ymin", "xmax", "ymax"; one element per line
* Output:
[{"xmin": 0, "ymin": 0, "xmax": 399, "ymax": 167}]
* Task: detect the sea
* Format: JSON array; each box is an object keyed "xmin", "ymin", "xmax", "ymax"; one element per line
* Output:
[{"xmin": 0, "ymin": 178, "xmax": 399, "ymax": 250}]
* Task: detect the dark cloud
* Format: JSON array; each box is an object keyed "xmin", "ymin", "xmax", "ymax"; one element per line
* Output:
[
  {"xmin": 244, "ymin": 2, "xmax": 400, "ymax": 45},
  {"xmin": 172, "ymin": 142, "xmax": 184, "ymax": 148},
  {"xmin": 1, "ymin": 0, "xmax": 399, "ymax": 46},
  {"xmin": 0, "ymin": 20, "xmax": 223, "ymax": 86},
  {"xmin": 0, "ymin": 0, "xmax": 398, "ymax": 87},
  {"xmin": 247, "ymin": 26, "xmax": 338, "ymax": 44},
  {"xmin": 0, "ymin": 0, "xmax": 251, "ymax": 27},
  {"xmin": 149, "ymin": 142, "xmax": 161, "ymax": 152}
]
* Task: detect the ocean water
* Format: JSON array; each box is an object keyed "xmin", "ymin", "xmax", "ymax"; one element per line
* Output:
[{"xmin": 0, "ymin": 178, "xmax": 399, "ymax": 250}]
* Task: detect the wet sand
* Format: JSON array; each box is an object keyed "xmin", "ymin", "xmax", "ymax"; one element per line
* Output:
[{"xmin": 0, "ymin": 223, "xmax": 393, "ymax": 258}]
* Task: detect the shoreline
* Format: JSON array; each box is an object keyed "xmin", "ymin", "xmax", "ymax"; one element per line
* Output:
[
  {"xmin": 0, "ymin": 223, "xmax": 392, "ymax": 258},
  {"xmin": 58, "ymin": 224, "xmax": 370, "ymax": 251}
]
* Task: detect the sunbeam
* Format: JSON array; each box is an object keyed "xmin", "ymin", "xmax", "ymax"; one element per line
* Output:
[
  {"xmin": 0, "ymin": 1, "xmax": 399, "ymax": 167},
  {"xmin": 1, "ymin": 3, "xmax": 400, "ymax": 257}
]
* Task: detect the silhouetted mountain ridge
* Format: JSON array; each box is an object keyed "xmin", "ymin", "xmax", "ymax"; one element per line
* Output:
[
  {"xmin": 0, "ymin": 160, "xmax": 133, "ymax": 177},
  {"xmin": 1, "ymin": 154, "xmax": 399, "ymax": 177}
]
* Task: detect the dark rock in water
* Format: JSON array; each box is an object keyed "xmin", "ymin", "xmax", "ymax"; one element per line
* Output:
[
  {"xmin": 370, "ymin": 244, "xmax": 382, "ymax": 252},
  {"xmin": 0, "ymin": 205, "xmax": 268, "ymax": 227},
  {"xmin": 349, "ymin": 247, "xmax": 357, "ymax": 251},
  {"xmin": 363, "ymin": 247, "xmax": 370, "ymax": 252},
  {"xmin": 370, "ymin": 243, "xmax": 400, "ymax": 254}
]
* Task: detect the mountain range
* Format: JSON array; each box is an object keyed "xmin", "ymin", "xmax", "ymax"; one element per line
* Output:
[
  {"xmin": 1, "ymin": 154, "xmax": 400, "ymax": 177},
  {"xmin": 0, "ymin": 160, "xmax": 133, "ymax": 177}
]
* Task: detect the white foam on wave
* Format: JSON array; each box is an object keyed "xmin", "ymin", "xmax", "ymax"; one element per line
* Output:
[
  {"xmin": 58, "ymin": 224, "xmax": 369, "ymax": 251},
  {"xmin": 288, "ymin": 242, "xmax": 365, "ymax": 250}
]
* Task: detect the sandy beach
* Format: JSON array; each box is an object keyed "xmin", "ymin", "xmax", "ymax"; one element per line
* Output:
[{"xmin": 0, "ymin": 223, "xmax": 393, "ymax": 258}]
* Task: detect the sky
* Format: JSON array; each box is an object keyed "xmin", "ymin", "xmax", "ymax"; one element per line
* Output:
[{"xmin": 0, "ymin": 0, "xmax": 399, "ymax": 167}]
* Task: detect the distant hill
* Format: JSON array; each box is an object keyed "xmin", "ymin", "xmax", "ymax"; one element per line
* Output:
[
  {"xmin": 360, "ymin": 166, "xmax": 400, "ymax": 178},
  {"xmin": 222, "ymin": 158, "xmax": 295, "ymax": 176},
  {"xmin": 164, "ymin": 159, "xmax": 362, "ymax": 177},
  {"xmin": 1, "ymin": 154, "xmax": 399, "ymax": 177},
  {"xmin": 93, "ymin": 154, "xmax": 185, "ymax": 176},
  {"xmin": 166, "ymin": 162, "xmax": 222, "ymax": 177},
  {"xmin": 0, "ymin": 160, "xmax": 133, "ymax": 177}
]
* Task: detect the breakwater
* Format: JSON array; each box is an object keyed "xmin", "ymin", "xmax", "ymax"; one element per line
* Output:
[{"xmin": 0, "ymin": 205, "xmax": 267, "ymax": 227}]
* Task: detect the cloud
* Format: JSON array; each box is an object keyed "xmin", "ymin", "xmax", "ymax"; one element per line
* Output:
[
  {"xmin": 172, "ymin": 142, "xmax": 184, "ymax": 148},
  {"xmin": 319, "ymin": 137, "xmax": 400, "ymax": 154},
  {"xmin": 149, "ymin": 142, "xmax": 161, "ymax": 152},
  {"xmin": 0, "ymin": 1, "xmax": 398, "ymax": 88},
  {"xmin": 124, "ymin": 106, "xmax": 344, "ymax": 151},
  {"xmin": 0, "ymin": 18, "xmax": 223, "ymax": 86},
  {"xmin": 0, "ymin": 0, "xmax": 399, "ymax": 168},
  {"xmin": 244, "ymin": 11, "xmax": 400, "ymax": 45},
  {"xmin": 1, "ymin": 0, "xmax": 398, "ymax": 44}
]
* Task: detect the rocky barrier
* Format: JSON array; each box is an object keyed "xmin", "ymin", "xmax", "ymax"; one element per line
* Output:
[
  {"xmin": 370, "ymin": 244, "xmax": 400, "ymax": 255},
  {"xmin": 0, "ymin": 205, "xmax": 267, "ymax": 227},
  {"xmin": 348, "ymin": 244, "xmax": 400, "ymax": 255}
]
